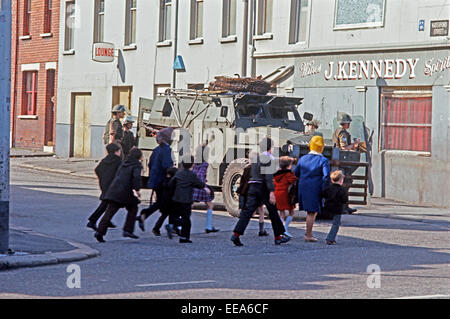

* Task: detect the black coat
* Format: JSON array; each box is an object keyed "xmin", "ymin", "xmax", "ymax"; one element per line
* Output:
[
  {"xmin": 322, "ymin": 183, "xmax": 348, "ymax": 216},
  {"xmin": 121, "ymin": 130, "xmax": 136, "ymax": 157},
  {"xmin": 169, "ymin": 169, "xmax": 205, "ymax": 204},
  {"xmin": 94, "ymin": 154, "xmax": 122, "ymax": 200},
  {"xmin": 104, "ymin": 157, "xmax": 143, "ymax": 206}
]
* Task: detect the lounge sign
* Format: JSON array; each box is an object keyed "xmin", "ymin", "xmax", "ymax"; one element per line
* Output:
[{"xmin": 92, "ymin": 42, "xmax": 115, "ymax": 63}]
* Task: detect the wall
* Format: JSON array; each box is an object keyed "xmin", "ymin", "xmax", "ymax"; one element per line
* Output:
[{"xmin": 11, "ymin": 0, "xmax": 60, "ymax": 150}]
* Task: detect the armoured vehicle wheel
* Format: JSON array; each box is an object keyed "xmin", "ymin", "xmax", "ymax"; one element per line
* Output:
[{"xmin": 222, "ymin": 158, "xmax": 250, "ymax": 217}]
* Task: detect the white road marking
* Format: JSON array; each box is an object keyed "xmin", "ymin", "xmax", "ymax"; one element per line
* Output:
[
  {"xmin": 393, "ymin": 294, "xmax": 450, "ymax": 299},
  {"xmin": 136, "ymin": 280, "xmax": 216, "ymax": 287}
]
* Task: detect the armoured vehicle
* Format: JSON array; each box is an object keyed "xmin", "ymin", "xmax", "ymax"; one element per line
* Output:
[{"xmin": 136, "ymin": 89, "xmax": 369, "ymax": 217}]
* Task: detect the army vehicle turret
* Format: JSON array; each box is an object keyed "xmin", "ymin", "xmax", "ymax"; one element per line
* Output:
[{"xmin": 136, "ymin": 88, "xmax": 369, "ymax": 217}]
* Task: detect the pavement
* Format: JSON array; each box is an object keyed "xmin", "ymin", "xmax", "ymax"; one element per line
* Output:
[
  {"xmin": 0, "ymin": 226, "xmax": 99, "ymax": 271},
  {"xmin": 5, "ymin": 148, "xmax": 449, "ymax": 272}
]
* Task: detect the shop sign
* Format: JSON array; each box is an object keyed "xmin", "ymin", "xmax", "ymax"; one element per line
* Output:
[
  {"xmin": 430, "ymin": 20, "xmax": 448, "ymax": 37},
  {"xmin": 424, "ymin": 56, "xmax": 450, "ymax": 76},
  {"xmin": 294, "ymin": 50, "xmax": 450, "ymax": 87},
  {"xmin": 323, "ymin": 59, "xmax": 418, "ymax": 81},
  {"xmin": 92, "ymin": 42, "xmax": 115, "ymax": 63}
]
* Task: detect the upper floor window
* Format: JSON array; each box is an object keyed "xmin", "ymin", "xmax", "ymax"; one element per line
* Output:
[
  {"xmin": 23, "ymin": 0, "xmax": 31, "ymax": 35},
  {"xmin": 190, "ymin": 0, "xmax": 204, "ymax": 40},
  {"xmin": 289, "ymin": 0, "xmax": 309, "ymax": 44},
  {"xmin": 22, "ymin": 71, "xmax": 38, "ymax": 116},
  {"xmin": 334, "ymin": 0, "xmax": 385, "ymax": 30},
  {"xmin": 94, "ymin": 0, "xmax": 105, "ymax": 42},
  {"xmin": 256, "ymin": 0, "xmax": 273, "ymax": 35},
  {"xmin": 125, "ymin": 0, "xmax": 137, "ymax": 45},
  {"xmin": 64, "ymin": 1, "xmax": 76, "ymax": 51},
  {"xmin": 159, "ymin": 0, "xmax": 172, "ymax": 42},
  {"xmin": 222, "ymin": 0, "xmax": 236, "ymax": 38},
  {"xmin": 44, "ymin": 0, "xmax": 52, "ymax": 34}
]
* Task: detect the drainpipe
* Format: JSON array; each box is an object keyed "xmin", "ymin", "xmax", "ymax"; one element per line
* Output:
[
  {"xmin": 249, "ymin": 0, "xmax": 256, "ymax": 78},
  {"xmin": 241, "ymin": 0, "xmax": 248, "ymax": 77},
  {"xmin": 172, "ymin": 0, "xmax": 179, "ymax": 89},
  {"xmin": 11, "ymin": 0, "xmax": 19, "ymax": 148}
]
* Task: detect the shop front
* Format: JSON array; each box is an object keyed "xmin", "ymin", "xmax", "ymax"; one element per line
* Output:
[{"xmin": 292, "ymin": 48, "xmax": 450, "ymax": 207}]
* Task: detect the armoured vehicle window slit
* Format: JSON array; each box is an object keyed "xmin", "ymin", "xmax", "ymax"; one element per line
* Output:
[
  {"xmin": 237, "ymin": 104, "xmax": 265, "ymax": 118},
  {"xmin": 267, "ymin": 104, "xmax": 298, "ymax": 121}
]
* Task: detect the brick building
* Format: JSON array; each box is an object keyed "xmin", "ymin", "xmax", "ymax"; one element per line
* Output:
[{"xmin": 11, "ymin": 0, "xmax": 59, "ymax": 151}]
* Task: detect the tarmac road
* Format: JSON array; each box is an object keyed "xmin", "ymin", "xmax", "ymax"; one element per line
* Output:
[{"xmin": 0, "ymin": 164, "xmax": 449, "ymax": 299}]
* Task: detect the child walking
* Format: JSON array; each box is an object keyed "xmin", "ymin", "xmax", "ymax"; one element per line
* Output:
[
  {"xmin": 151, "ymin": 167, "xmax": 178, "ymax": 236},
  {"xmin": 168, "ymin": 155, "xmax": 211, "ymax": 243},
  {"xmin": 192, "ymin": 145, "xmax": 219, "ymax": 233},
  {"xmin": 237, "ymin": 156, "xmax": 268, "ymax": 236},
  {"xmin": 87, "ymin": 143, "xmax": 122, "ymax": 231},
  {"xmin": 273, "ymin": 156, "xmax": 298, "ymax": 238},
  {"xmin": 323, "ymin": 170, "xmax": 348, "ymax": 245},
  {"xmin": 95, "ymin": 147, "xmax": 144, "ymax": 242}
]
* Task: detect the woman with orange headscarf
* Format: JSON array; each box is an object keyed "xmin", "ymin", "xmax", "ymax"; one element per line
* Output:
[{"xmin": 294, "ymin": 135, "xmax": 330, "ymax": 242}]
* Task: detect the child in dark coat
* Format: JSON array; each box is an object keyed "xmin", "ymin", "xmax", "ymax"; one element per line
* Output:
[
  {"xmin": 87, "ymin": 143, "xmax": 122, "ymax": 231},
  {"xmin": 323, "ymin": 170, "xmax": 349, "ymax": 245},
  {"xmin": 168, "ymin": 155, "xmax": 211, "ymax": 243},
  {"xmin": 150, "ymin": 167, "xmax": 178, "ymax": 237},
  {"xmin": 95, "ymin": 147, "xmax": 143, "ymax": 242}
]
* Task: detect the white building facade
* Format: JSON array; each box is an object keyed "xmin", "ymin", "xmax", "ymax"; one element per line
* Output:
[{"xmin": 56, "ymin": 0, "xmax": 450, "ymax": 207}]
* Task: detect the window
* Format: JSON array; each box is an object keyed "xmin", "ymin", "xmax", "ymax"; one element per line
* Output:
[
  {"xmin": 94, "ymin": 0, "xmax": 105, "ymax": 42},
  {"xmin": 289, "ymin": 0, "xmax": 309, "ymax": 44},
  {"xmin": 64, "ymin": 1, "xmax": 76, "ymax": 51},
  {"xmin": 125, "ymin": 0, "xmax": 137, "ymax": 45},
  {"xmin": 23, "ymin": 0, "xmax": 31, "ymax": 35},
  {"xmin": 159, "ymin": 0, "xmax": 171, "ymax": 42},
  {"xmin": 380, "ymin": 89, "xmax": 432, "ymax": 152},
  {"xmin": 334, "ymin": 0, "xmax": 385, "ymax": 30},
  {"xmin": 222, "ymin": 0, "xmax": 236, "ymax": 38},
  {"xmin": 256, "ymin": 0, "xmax": 273, "ymax": 35},
  {"xmin": 22, "ymin": 71, "xmax": 38, "ymax": 116},
  {"xmin": 44, "ymin": 0, "xmax": 52, "ymax": 34},
  {"xmin": 190, "ymin": 0, "xmax": 204, "ymax": 40},
  {"xmin": 267, "ymin": 105, "xmax": 298, "ymax": 121}
]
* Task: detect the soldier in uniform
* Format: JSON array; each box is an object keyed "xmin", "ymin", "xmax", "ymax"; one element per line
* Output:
[
  {"xmin": 121, "ymin": 116, "xmax": 137, "ymax": 158},
  {"xmin": 103, "ymin": 104, "xmax": 126, "ymax": 145},
  {"xmin": 332, "ymin": 113, "xmax": 359, "ymax": 214},
  {"xmin": 306, "ymin": 119, "xmax": 323, "ymax": 137}
]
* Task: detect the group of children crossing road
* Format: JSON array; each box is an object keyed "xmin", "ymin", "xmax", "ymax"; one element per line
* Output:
[{"xmin": 87, "ymin": 131, "xmax": 349, "ymax": 247}]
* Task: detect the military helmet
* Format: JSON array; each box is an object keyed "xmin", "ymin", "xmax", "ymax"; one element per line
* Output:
[
  {"xmin": 123, "ymin": 116, "xmax": 135, "ymax": 124},
  {"xmin": 337, "ymin": 112, "xmax": 352, "ymax": 124},
  {"xmin": 307, "ymin": 119, "xmax": 321, "ymax": 128},
  {"xmin": 112, "ymin": 104, "xmax": 126, "ymax": 113}
]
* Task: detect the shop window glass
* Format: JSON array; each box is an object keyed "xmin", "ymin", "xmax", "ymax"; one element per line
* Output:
[{"xmin": 381, "ymin": 96, "xmax": 432, "ymax": 152}]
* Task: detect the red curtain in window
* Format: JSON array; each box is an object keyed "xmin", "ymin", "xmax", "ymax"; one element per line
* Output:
[
  {"xmin": 23, "ymin": 72, "xmax": 38, "ymax": 115},
  {"xmin": 382, "ymin": 96, "xmax": 431, "ymax": 152}
]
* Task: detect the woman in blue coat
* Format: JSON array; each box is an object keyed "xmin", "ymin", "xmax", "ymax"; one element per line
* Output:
[{"xmin": 294, "ymin": 135, "xmax": 330, "ymax": 242}]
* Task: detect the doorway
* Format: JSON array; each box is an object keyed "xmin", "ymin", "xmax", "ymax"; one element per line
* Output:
[
  {"xmin": 112, "ymin": 86, "xmax": 133, "ymax": 111},
  {"xmin": 71, "ymin": 93, "xmax": 92, "ymax": 158},
  {"xmin": 44, "ymin": 69, "xmax": 55, "ymax": 146}
]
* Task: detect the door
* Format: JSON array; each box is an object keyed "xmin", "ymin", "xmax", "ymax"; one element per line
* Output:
[
  {"xmin": 112, "ymin": 86, "xmax": 132, "ymax": 111},
  {"xmin": 72, "ymin": 94, "xmax": 92, "ymax": 158},
  {"xmin": 44, "ymin": 70, "xmax": 55, "ymax": 146}
]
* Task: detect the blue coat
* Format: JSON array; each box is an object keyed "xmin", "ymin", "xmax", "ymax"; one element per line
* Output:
[
  {"xmin": 147, "ymin": 143, "xmax": 174, "ymax": 189},
  {"xmin": 294, "ymin": 153, "xmax": 330, "ymax": 213}
]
